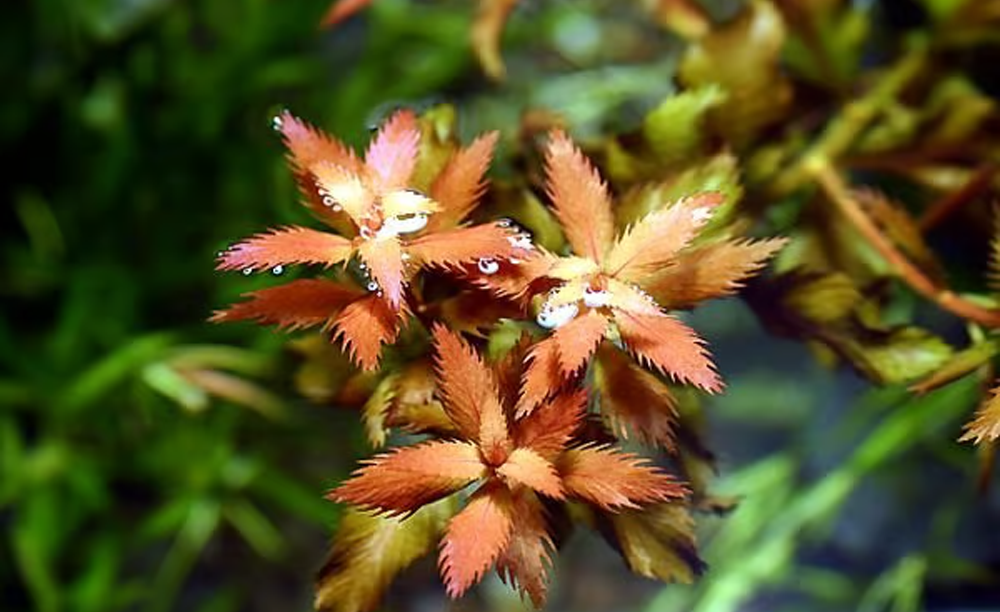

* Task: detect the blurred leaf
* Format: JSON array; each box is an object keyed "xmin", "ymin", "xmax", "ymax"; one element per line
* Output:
[
  {"xmin": 679, "ymin": 0, "xmax": 793, "ymax": 147},
  {"xmin": 315, "ymin": 497, "xmax": 457, "ymax": 612},
  {"xmin": 910, "ymin": 339, "xmax": 997, "ymax": 395},
  {"xmin": 223, "ymin": 499, "xmax": 284, "ymax": 559},
  {"xmin": 642, "ymin": 86, "xmax": 725, "ymax": 166},
  {"xmin": 599, "ymin": 502, "xmax": 706, "ymax": 585},
  {"xmin": 361, "ymin": 373, "xmax": 397, "ymax": 447}
]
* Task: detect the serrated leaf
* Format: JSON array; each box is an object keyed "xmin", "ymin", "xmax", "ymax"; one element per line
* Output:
[
  {"xmin": 315, "ymin": 498, "xmax": 456, "ymax": 612},
  {"xmin": 594, "ymin": 346, "xmax": 678, "ymax": 449},
  {"xmin": 959, "ymin": 384, "xmax": 1000, "ymax": 444},
  {"xmin": 559, "ymin": 445, "xmax": 687, "ymax": 510}
]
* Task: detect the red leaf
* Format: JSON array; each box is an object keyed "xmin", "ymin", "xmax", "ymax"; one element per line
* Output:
[
  {"xmin": 615, "ymin": 310, "xmax": 723, "ymax": 393},
  {"xmin": 552, "ymin": 309, "xmax": 608, "ymax": 375},
  {"xmin": 544, "ymin": 130, "xmax": 616, "ymax": 263},
  {"xmin": 440, "ymin": 485, "xmax": 515, "ymax": 598},
  {"xmin": 277, "ymin": 110, "xmax": 362, "ymax": 175},
  {"xmin": 321, "ymin": 0, "xmax": 373, "ymax": 27},
  {"xmin": 514, "ymin": 389, "xmax": 586, "ymax": 461},
  {"xmin": 428, "ymin": 131, "xmax": 499, "ymax": 230},
  {"xmin": 407, "ymin": 223, "xmax": 519, "ymax": 270},
  {"xmin": 357, "ymin": 236, "xmax": 407, "ymax": 309},
  {"xmin": 605, "ymin": 193, "xmax": 724, "ymax": 283},
  {"xmin": 333, "ymin": 441, "xmax": 485, "ymax": 515},
  {"xmin": 365, "ymin": 109, "xmax": 420, "ymax": 192},
  {"xmin": 217, "ymin": 226, "xmax": 353, "ymax": 272},
  {"xmin": 497, "ymin": 448, "xmax": 564, "ymax": 498},
  {"xmin": 333, "ymin": 294, "xmax": 405, "ymax": 370},
  {"xmin": 646, "ymin": 238, "xmax": 788, "ymax": 309},
  {"xmin": 210, "ymin": 279, "xmax": 361, "ymax": 331},
  {"xmin": 431, "ymin": 325, "xmax": 507, "ymax": 445},
  {"xmin": 560, "ymin": 445, "xmax": 687, "ymax": 510}
]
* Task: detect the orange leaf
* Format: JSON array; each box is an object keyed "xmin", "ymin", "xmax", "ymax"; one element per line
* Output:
[
  {"xmin": 320, "ymin": 0, "xmax": 373, "ymax": 28},
  {"xmin": 428, "ymin": 131, "xmax": 499, "ymax": 230},
  {"xmin": 407, "ymin": 223, "xmax": 519, "ymax": 270},
  {"xmin": 552, "ymin": 309, "xmax": 608, "ymax": 375},
  {"xmin": 544, "ymin": 130, "xmax": 616, "ymax": 263},
  {"xmin": 312, "ymin": 162, "xmax": 375, "ymax": 227},
  {"xmin": 210, "ymin": 279, "xmax": 361, "ymax": 331},
  {"xmin": 217, "ymin": 226, "xmax": 353, "ymax": 272},
  {"xmin": 333, "ymin": 294, "xmax": 405, "ymax": 370},
  {"xmin": 594, "ymin": 346, "xmax": 678, "ymax": 449},
  {"xmin": 276, "ymin": 110, "xmax": 361, "ymax": 175},
  {"xmin": 959, "ymin": 384, "xmax": 1000, "ymax": 444},
  {"xmin": 514, "ymin": 389, "xmax": 586, "ymax": 461},
  {"xmin": 357, "ymin": 236, "xmax": 406, "ymax": 309},
  {"xmin": 615, "ymin": 310, "xmax": 723, "ymax": 393},
  {"xmin": 365, "ymin": 109, "xmax": 420, "ymax": 192},
  {"xmin": 332, "ymin": 441, "xmax": 485, "ymax": 515},
  {"xmin": 431, "ymin": 325, "xmax": 506, "ymax": 445},
  {"xmin": 439, "ymin": 485, "xmax": 515, "ymax": 598},
  {"xmin": 471, "ymin": 0, "xmax": 521, "ymax": 80},
  {"xmin": 494, "ymin": 490, "xmax": 554, "ymax": 608},
  {"xmin": 560, "ymin": 445, "xmax": 687, "ymax": 510},
  {"xmin": 646, "ymin": 238, "xmax": 788, "ymax": 309},
  {"xmin": 497, "ymin": 448, "xmax": 564, "ymax": 498},
  {"xmin": 516, "ymin": 337, "xmax": 564, "ymax": 417},
  {"xmin": 605, "ymin": 192, "xmax": 724, "ymax": 283}
]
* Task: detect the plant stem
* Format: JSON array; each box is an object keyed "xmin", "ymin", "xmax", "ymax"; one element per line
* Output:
[{"xmin": 808, "ymin": 160, "xmax": 1000, "ymax": 328}]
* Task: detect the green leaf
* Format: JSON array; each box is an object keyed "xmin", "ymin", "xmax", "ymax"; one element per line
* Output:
[{"xmin": 643, "ymin": 86, "xmax": 725, "ymax": 165}]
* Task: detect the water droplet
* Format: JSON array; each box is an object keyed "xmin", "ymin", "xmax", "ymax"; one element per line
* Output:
[
  {"xmin": 507, "ymin": 234, "xmax": 534, "ymax": 251},
  {"xmin": 508, "ymin": 257, "xmax": 522, "ymax": 265},
  {"xmin": 536, "ymin": 302, "xmax": 579, "ymax": 329},
  {"xmin": 367, "ymin": 281, "xmax": 380, "ymax": 292},
  {"xmin": 271, "ymin": 115, "xmax": 284, "ymax": 131},
  {"xmin": 322, "ymin": 195, "xmax": 338, "ymax": 208},
  {"xmin": 376, "ymin": 290, "xmax": 384, "ymax": 298},
  {"xmin": 242, "ymin": 267, "xmax": 255, "ymax": 276},
  {"xmin": 496, "ymin": 218, "xmax": 513, "ymax": 228},
  {"xmin": 401, "ymin": 252, "xmax": 411, "ymax": 261},
  {"xmin": 478, "ymin": 257, "xmax": 500, "ymax": 275},
  {"xmin": 359, "ymin": 261, "xmax": 368, "ymax": 269},
  {"xmin": 583, "ymin": 287, "xmax": 611, "ymax": 308},
  {"xmin": 271, "ymin": 265, "xmax": 284, "ymax": 276},
  {"xmin": 382, "ymin": 213, "xmax": 428, "ymax": 236}
]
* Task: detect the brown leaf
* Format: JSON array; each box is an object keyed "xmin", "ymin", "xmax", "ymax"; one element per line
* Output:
[
  {"xmin": 365, "ymin": 109, "xmax": 420, "ymax": 192},
  {"xmin": 495, "ymin": 490, "xmax": 554, "ymax": 607},
  {"xmin": 552, "ymin": 309, "xmax": 608, "ymax": 376},
  {"xmin": 332, "ymin": 441, "xmax": 485, "ymax": 515},
  {"xmin": 497, "ymin": 448, "xmax": 565, "ymax": 498},
  {"xmin": 428, "ymin": 131, "xmax": 499, "ymax": 230},
  {"xmin": 333, "ymin": 295, "xmax": 405, "ymax": 370},
  {"xmin": 514, "ymin": 389, "xmax": 587, "ymax": 461},
  {"xmin": 431, "ymin": 325, "xmax": 505, "ymax": 443},
  {"xmin": 407, "ymin": 223, "xmax": 520, "ymax": 270}
]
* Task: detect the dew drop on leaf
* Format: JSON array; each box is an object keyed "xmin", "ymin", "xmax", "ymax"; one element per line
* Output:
[
  {"xmin": 583, "ymin": 287, "xmax": 611, "ymax": 308},
  {"xmin": 478, "ymin": 257, "xmax": 500, "ymax": 275},
  {"xmin": 271, "ymin": 265, "xmax": 284, "ymax": 276},
  {"xmin": 367, "ymin": 281, "xmax": 380, "ymax": 292},
  {"xmin": 242, "ymin": 267, "xmax": 255, "ymax": 276},
  {"xmin": 537, "ymin": 302, "xmax": 579, "ymax": 329}
]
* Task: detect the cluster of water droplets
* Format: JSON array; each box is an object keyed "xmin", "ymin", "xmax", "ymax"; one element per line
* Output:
[
  {"xmin": 536, "ymin": 300, "xmax": 580, "ymax": 330},
  {"xmin": 474, "ymin": 218, "xmax": 537, "ymax": 275}
]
